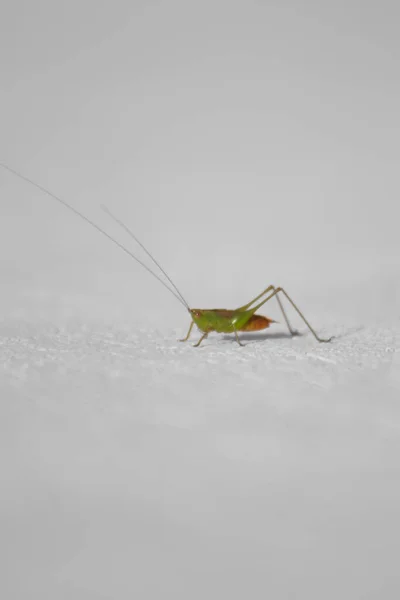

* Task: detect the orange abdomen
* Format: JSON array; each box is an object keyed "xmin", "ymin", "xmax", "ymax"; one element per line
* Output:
[{"xmin": 239, "ymin": 314, "xmax": 274, "ymax": 332}]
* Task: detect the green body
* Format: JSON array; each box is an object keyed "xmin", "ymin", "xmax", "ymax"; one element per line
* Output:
[
  {"xmin": 181, "ymin": 288, "xmax": 279, "ymax": 346},
  {"xmin": 190, "ymin": 308, "xmax": 258, "ymax": 333}
]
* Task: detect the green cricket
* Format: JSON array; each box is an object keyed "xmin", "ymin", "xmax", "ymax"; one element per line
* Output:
[{"xmin": 1, "ymin": 163, "xmax": 332, "ymax": 346}]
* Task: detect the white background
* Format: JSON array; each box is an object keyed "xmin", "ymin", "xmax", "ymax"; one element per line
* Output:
[{"xmin": 1, "ymin": 1, "xmax": 400, "ymax": 598}]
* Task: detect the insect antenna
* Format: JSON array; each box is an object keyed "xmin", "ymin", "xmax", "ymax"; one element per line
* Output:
[
  {"xmin": 0, "ymin": 163, "xmax": 189, "ymax": 310},
  {"xmin": 100, "ymin": 204, "xmax": 190, "ymax": 310}
]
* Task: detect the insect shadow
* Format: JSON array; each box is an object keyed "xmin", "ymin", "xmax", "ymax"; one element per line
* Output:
[{"xmin": 222, "ymin": 330, "xmax": 305, "ymax": 344}]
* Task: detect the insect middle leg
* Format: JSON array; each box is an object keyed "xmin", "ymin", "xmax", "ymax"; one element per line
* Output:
[
  {"xmin": 234, "ymin": 330, "xmax": 244, "ymax": 347},
  {"xmin": 193, "ymin": 332, "xmax": 208, "ymax": 347}
]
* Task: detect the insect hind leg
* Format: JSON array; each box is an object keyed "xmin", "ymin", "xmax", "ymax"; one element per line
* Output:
[
  {"xmin": 273, "ymin": 288, "xmax": 298, "ymax": 336},
  {"xmin": 278, "ymin": 288, "xmax": 332, "ymax": 342},
  {"xmin": 238, "ymin": 284, "xmax": 297, "ymax": 336},
  {"xmin": 236, "ymin": 285, "xmax": 274, "ymax": 311},
  {"xmin": 253, "ymin": 287, "xmax": 333, "ymax": 343}
]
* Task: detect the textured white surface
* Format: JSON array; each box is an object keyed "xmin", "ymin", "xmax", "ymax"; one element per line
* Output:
[{"xmin": 1, "ymin": 315, "xmax": 400, "ymax": 599}]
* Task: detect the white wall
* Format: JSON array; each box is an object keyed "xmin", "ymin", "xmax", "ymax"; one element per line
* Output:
[{"xmin": 1, "ymin": 0, "xmax": 399, "ymax": 326}]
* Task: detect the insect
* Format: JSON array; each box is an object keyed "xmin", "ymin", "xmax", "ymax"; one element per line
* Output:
[{"xmin": 0, "ymin": 163, "xmax": 332, "ymax": 347}]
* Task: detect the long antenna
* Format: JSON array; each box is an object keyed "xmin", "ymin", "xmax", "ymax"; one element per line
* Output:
[
  {"xmin": 101, "ymin": 203, "xmax": 190, "ymax": 309},
  {"xmin": 0, "ymin": 162, "xmax": 190, "ymax": 310}
]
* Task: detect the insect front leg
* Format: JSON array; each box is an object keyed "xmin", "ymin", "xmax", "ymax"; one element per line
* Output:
[{"xmin": 179, "ymin": 321, "xmax": 194, "ymax": 342}]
